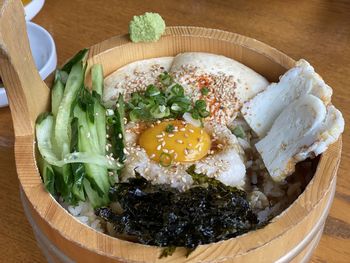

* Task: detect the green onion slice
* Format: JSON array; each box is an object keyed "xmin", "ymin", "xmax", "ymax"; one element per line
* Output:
[{"xmin": 159, "ymin": 152, "xmax": 172, "ymax": 167}]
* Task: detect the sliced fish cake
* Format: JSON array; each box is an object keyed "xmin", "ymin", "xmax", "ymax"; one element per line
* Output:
[
  {"xmin": 241, "ymin": 59, "xmax": 332, "ymax": 137},
  {"xmin": 255, "ymin": 94, "xmax": 343, "ymax": 181}
]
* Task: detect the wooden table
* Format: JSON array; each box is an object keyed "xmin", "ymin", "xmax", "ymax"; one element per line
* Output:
[{"xmin": 0, "ymin": 0, "xmax": 349, "ymax": 262}]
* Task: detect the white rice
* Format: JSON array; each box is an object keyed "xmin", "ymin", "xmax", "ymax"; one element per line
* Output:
[{"xmin": 60, "ymin": 200, "xmax": 103, "ymax": 232}]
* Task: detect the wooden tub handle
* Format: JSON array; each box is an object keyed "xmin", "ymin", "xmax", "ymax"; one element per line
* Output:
[{"xmin": 0, "ymin": 0, "xmax": 50, "ymax": 137}]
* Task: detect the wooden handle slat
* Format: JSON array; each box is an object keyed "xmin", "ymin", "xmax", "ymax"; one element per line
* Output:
[{"xmin": 0, "ymin": 0, "xmax": 49, "ymax": 136}]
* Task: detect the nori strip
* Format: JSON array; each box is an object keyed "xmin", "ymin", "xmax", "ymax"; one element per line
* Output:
[{"xmin": 96, "ymin": 175, "xmax": 257, "ymax": 251}]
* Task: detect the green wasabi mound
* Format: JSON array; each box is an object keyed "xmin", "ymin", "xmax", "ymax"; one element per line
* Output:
[{"xmin": 129, "ymin": 12, "xmax": 166, "ymax": 43}]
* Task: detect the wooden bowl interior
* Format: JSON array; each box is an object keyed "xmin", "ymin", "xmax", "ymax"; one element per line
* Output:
[{"xmin": 16, "ymin": 27, "xmax": 341, "ymax": 263}]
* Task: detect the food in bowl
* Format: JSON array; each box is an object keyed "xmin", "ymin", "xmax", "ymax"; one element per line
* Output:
[{"xmin": 35, "ymin": 50, "xmax": 344, "ymax": 256}]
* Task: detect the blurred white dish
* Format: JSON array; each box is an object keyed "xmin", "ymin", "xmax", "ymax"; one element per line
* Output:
[
  {"xmin": 0, "ymin": 21, "xmax": 56, "ymax": 107},
  {"xmin": 24, "ymin": 0, "xmax": 45, "ymax": 21}
]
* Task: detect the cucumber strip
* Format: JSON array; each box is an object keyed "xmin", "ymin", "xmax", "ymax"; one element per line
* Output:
[
  {"xmin": 61, "ymin": 48, "xmax": 88, "ymax": 74},
  {"xmin": 83, "ymin": 178, "xmax": 109, "ymax": 209},
  {"xmin": 53, "ymin": 164, "xmax": 73, "ymax": 202},
  {"xmin": 112, "ymin": 95, "xmax": 126, "ymax": 163},
  {"xmin": 78, "ymin": 125, "xmax": 111, "ymax": 195},
  {"xmin": 71, "ymin": 163, "xmax": 86, "ymax": 202},
  {"xmin": 36, "ymin": 115, "xmax": 120, "ymax": 169},
  {"xmin": 74, "ymin": 105, "xmax": 100, "ymax": 153},
  {"xmin": 70, "ymin": 117, "xmax": 86, "ymax": 201},
  {"xmin": 51, "ymin": 73, "xmax": 65, "ymax": 117},
  {"xmin": 36, "ymin": 113, "xmax": 57, "ymax": 161},
  {"xmin": 91, "ymin": 64, "xmax": 104, "ymax": 96},
  {"xmin": 36, "ymin": 109, "xmax": 121, "ymax": 169},
  {"xmin": 84, "ymin": 163, "xmax": 109, "ymax": 196},
  {"xmin": 41, "ymin": 160, "xmax": 55, "ymax": 195},
  {"xmin": 93, "ymin": 96, "xmax": 106, "ymax": 155},
  {"xmin": 53, "ymin": 152, "xmax": 121, "ymax": 169},
  {"xmin": 55, "ymin": 61, "xmax": 85, "ymax": 158}
]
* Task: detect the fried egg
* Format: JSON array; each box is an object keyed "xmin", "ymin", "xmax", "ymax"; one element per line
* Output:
[
  {"xmin": 121, "ymin": 120, "xmax": 247, "ymax": 190},
  {"xmin": 139, "ymin": 120, "xmax": 211, "ymax": 164}
]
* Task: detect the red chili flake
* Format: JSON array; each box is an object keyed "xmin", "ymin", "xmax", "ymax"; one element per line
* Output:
[{"xmin": 197, "ymin": 75, "xmax": 211, "ymax": 89}]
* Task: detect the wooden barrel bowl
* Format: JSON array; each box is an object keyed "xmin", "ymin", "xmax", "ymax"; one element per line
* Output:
[{"xmin": 0, "ymin": 0, "xmax": 342, "ymax": 262}]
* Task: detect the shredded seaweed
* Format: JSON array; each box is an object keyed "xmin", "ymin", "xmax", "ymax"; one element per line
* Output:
[
  {"xmin": 96, "ymin": 174, "xmax": 257, "ymax": 252},
  {"xmin": 159, "ymin": 246, "xmax": 176, "ymax": 258}
]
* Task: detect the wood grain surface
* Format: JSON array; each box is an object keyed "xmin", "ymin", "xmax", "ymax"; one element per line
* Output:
[{"xmin": 0, "ymin": 0, "xmax": 349, "ymax": 262}]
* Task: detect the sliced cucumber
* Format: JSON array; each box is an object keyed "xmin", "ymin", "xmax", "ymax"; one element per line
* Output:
[
  {"xmin": 55, "ymin": 61, "xmax": 85, "ymax": 158},
  {"xmin": 83, "ymin": 179, "xmax": 109, "ymax": 209},
  {"xmin": 71, "ymin": 163, "xmax": 86, "ymax": 202},
  {"xmin": 91, "ymin": 64, "xmax": 104, "ymax": 96},
  {"xmin": 51, "ymin": 72, "xmax": 65, "ymax": 117},
  {"xmin": 36, "ymin": 112, "xmax": 120, "ymax": 169},
  {"xmin": 93, "ymin": 94, "xmax": 107, "ymax": 155},
  {"xmin": 61, "ymin": 48, "xmax": 88, "ymax": 74},
  {"xmin": 41, "ymin": 160, "xmax": 55, "ymax": 195},
  {"xmin": 70, "ymin": 117, "xmax": 86, "ymax": 202},
  {"xmin": 111, "ymin": 94, "xmax": 126, "ymax": 163},
  {"xmin": 78, "ymin": 124, "xmax": 110, "ymax": 196}
]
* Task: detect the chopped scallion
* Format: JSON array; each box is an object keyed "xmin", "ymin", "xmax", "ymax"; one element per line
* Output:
[
  {"xmin": 159, "ymin": 152, "xmax": 172, "ymax": 167},
  {"xmin": 201, "ymin": 87, "xmax": 209, "ymax": 95},
  {"xmin": 165, "ymin": 124, "xmax": 175, "ymax": 133},
  {"xmin": 232, "ymin": 125, "xmax": 246, "ymax": 138}
]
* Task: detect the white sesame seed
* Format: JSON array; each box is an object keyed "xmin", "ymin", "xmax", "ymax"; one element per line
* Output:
[
  {"xmin": 168, "ymin": 133, "xmax": 175, "ymax": 137},
  {"xmin": 176, "ymin": 139, "xmax": 183, "ymax": 144},
  {"xmin": 157, "ymin": 145, "xmax": 162, "ymax": 151},
  {"xmin": 189, "ymin": 129, "xmax": 194, "ymax": 133},
  {"xmin": 180, "ymin": 128, "xmax": 186, "ymax": 132},
  {"xmin": 156, "ymin": 134, "xmax": 163, "ymax": 138},
  {"xmin": 150, "ymin": 154, "xmax": 156, "ymax": 158},
  {"xmin": 118, "ymin": 133, "xmax": 123, "ymax": 139},
  {"xmin": 161, "ymin": 141, "xmax": 166, "ymax": 147},
  {"xmin": 163, "ymin": 149, "xmax": 169, "ymax": 153}
]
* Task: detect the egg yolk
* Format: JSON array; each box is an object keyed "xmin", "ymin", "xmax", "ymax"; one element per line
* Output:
[{"xmin": 139, "ymin": 120, "xmax": 211, "ymax": 164}]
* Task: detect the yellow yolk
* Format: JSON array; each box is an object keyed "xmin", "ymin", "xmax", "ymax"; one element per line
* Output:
[{"xmin": 139, "ymin": 120, "xmax": 211, "ymax": 164}]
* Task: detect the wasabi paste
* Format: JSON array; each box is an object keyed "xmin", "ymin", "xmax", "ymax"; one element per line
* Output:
[{"xmin": 129, "ymin": 12, "xmax": 166, "ymax": 43}]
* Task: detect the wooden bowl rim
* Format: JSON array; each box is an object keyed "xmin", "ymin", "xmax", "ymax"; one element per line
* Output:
[{"xmin": 15, "ymin": 26, "xmax": 342, "ymax": 261}]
